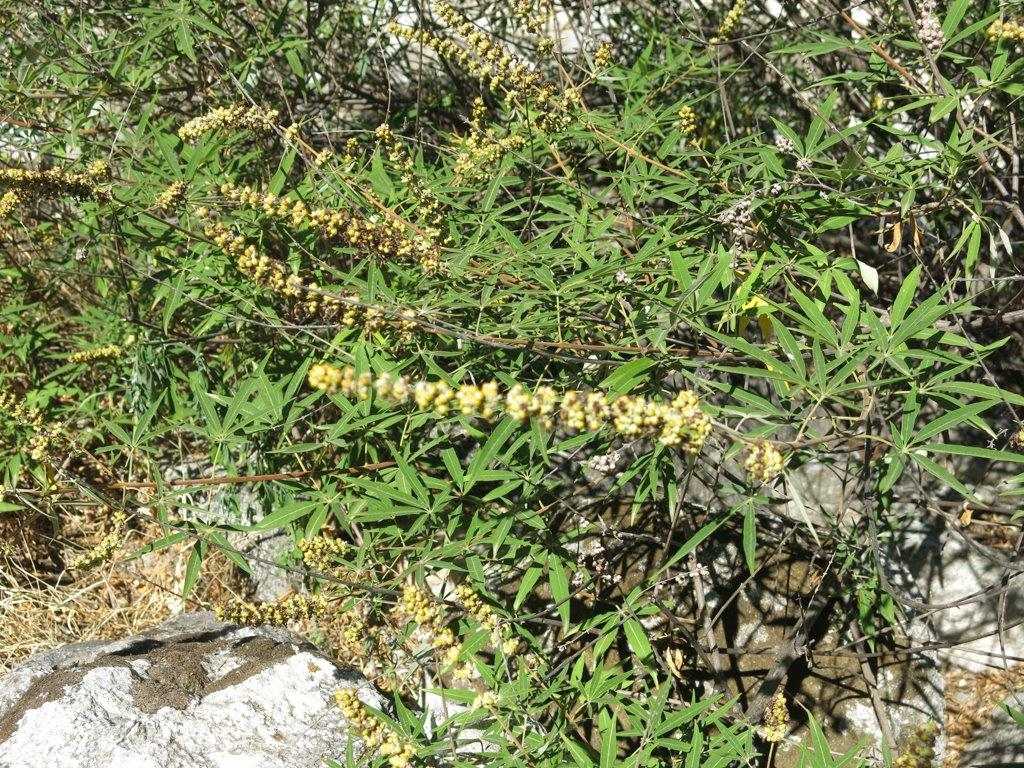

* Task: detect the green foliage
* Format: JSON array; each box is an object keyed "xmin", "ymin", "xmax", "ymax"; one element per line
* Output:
[{"xmin": 3, "ymin": 0, "xmax": 1024, "ymax": 765}]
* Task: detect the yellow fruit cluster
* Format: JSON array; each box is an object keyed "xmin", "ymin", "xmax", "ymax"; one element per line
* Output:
[
  {"xmin": 298, "ymin": 535, "xmax": 348, "ymax": 572},
  {"xmin": 759, "ymin": 691, "xmax": 789, "ymax": 743},
  {"xmin": 711, "ymin": 0, "xmax": 746, "ymax": 43},
  {"xmin": 1, "ymin": 392, "xmax": 61, "ymax": 462},
  {"xmin": 0, "ymin": 190, "xmax": 20, "ymax": 217},
  {"xmin": 452, "ymin": 99, "xmax": 525, "ymax": 186},
  {"xmin": 70, "ymin": 510, "xmax": 127, "ymax": 570},
  {"xmin": 374, "ymin": 125, "xmax": 445, "ymax": 233},
  {"xmin": 68, "ymin": 344, "xmax": 122, "ymax": 364},
  {"xmin": 455, "ymin": 584, "xmax": 520, "ymax": 655},
  {"xmin": 215, "ymin": 593, "xmax": 326, "ymax": 626},
  {"xmin": 511, "ymin": 0, "xmax": 552, "ymax": 37},
  {"xmin": 893, "ymin": 722, "xmax": 938, "ymax": 768},
  {"xmin": 390, "ymin": 2, "xmax": 576, "ymax": 129},
  {"xmin": 744, "ymin": 439, "xmax": 784, "ymax": 484},
  {"xmin": 678, "ymin": 106, "xmax": 697, "ymax": 137},
  {"xmin": 988, "ymin": 19, "xmax": 1024, "ymax": 43},
  {"xmin": 334, "ymin": 689, "xmax": 415, "ymax": 768},
  {"xmin": 307, "ymin": 363, "xmax": 713, "ymax": 453},
  {"xmin": 178, "ymin": 104, "xmax": 279, "ymax": 143},
  {"xmin": 198, "ymin": 213, "xmax": 419, "ymax": 339},
  {"xmin": 0, "ymin": 163, "xmax": 110, "ymax": 201},
  {"xmin": 155, "ymin": 180, "xmax": 188, "ymax": 210},
  {"xmin": 218, "ymin": 181, "xmax": 442, "ymax": 273}
]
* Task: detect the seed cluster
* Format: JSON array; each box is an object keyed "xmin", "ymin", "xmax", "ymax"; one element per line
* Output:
[
  {"xmin": 455, "ymin": 584, "xmax": 521, "ymax": 655},
  {"xmin": 988, "ymin": 19, "xmax": 1024, "ymax": 43},
  {"xmin": 916, "ymin": 0, "xmax": 944, "ymax": 52},
  {"xmin": 215, "ymin": 593, "xmax": 326, "ymax": 626},
  {"xmin": 374, "ymin": 125, "xmax": 446, "ymax": 236},
  {"xmin": 677, "ymin": 106, "xmax": 697, "ymax": 138},
  {"xmin": 511, "ymin": 0, "xmax": 552, "ymax": 39},
  {"xmin": 0, "ymin": 190, "xmax": 20, "ymax": 216},
  {"xmin": 452, "ymin": 99, "xmax": 525, "ymax": 186},
  {"xmin": 893, "ymin": 722, "xmax": 938, "ymax": 768},
  {"xmin": 155, "ymin": 180, "xmax": 188, "ymax": 210},
  {"xmin": 0, "ymin": 162, "xmax": 110, "ymax": 201},
  {"xmin": 307, "ymin": 363, "xmax": 712, "ymax": 453},
  {"xmin": 334, "ymin": 689, "xmax": 415, "ymax": 768},
  {"xmin": 774, "ymin": 134, "xmax": 795, "ymax": 154},
  {"xmin": 1, "ymin": 392, "xmax": 61, "ymax": 462},
  {"xmin": 718, "ymin": 199, "xmax": 754, "ymax": 247},
  {"xmin": 759, "ymin": 691, "xmax": 790, "ymax": 743},
  {"xmin": 390, "ymin": 2, "xmax": 577, "ymax": 130},
  {"xmin": 744, "ymin": 439, "xmax": 784, "ymax": 484},
  {"xmin": 178, "ymin": 105, "xmax": 280, "ymax": 143},
  {"xmin": 711, "ymin": 0, "xmax": 746, "ymax": 44},
  {"xmin": 298, "ymin": 535, "xmax": 348, "ymax": 572},
  {"xmin": 70, "ymin": 510, "xmax": 127, "ymax": 570},
  {"xmin": 593, "ymin": 42, "xmax": 613, "ymax": 70},
  {"xmin": 219, "ymin": 181, "xmax": 442, "ymax": 273},
  {"xmin": 198, "ymin": 213, "xmax": 419, "ymax": 340},
  {"xmin": 68, "ymin": 344, "xmax": 122, "ymax": 364}
]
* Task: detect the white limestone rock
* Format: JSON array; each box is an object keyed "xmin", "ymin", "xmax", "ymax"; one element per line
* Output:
[{"xmin": 0, "ymin": 612, "xmax": 383, "ymax": 768}]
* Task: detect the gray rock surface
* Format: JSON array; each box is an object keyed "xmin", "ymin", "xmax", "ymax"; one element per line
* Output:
[{"xmin": 0, "ymin": 612, "xmax": 383, "ymax": 768}]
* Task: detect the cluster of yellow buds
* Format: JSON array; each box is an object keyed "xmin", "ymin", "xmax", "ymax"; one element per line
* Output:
[
  {"xmin": 744, "ymin": 439, "xmax": 784, "ymax": 484},
  {"xmin": 70, "ymin": 509, "xmax": 127, "ymax": 570},
  {"xmin": 759, "ymin": 691, "xmax": 789, "ymax": 743},
  {"xmin": 1011, "ymin": 425, "xmax": 1024, "ymax": 450},
  {"xmin": 219, "ymin": 181, "xmax": 441, "ymax": 273},
  {"xmin": 324, "ymin": 610, "xmax": 379, "ymax": 664},
  {"xmin": 308, "ymin": 363, "xmax": 713, "ymax": 453},
  {"xmin": 334, "ymin": 689, "xmax": 415, "ymax": 768},
  {"xmin": 298, "ymin": 535, "xmax": 348, "ymax": 572},
  {"xmin": 390, "ymin": 2, "xmax": 575, "ymax": 130},
  {"xmin": 893, "ymin": 721, "xmax": 938, "ymax": 768},
  {"xmin": 0, "ymin": 162, "xmax": 110, "ymax": 201},
  {"xmin": 68, "ymin": 344, "xmax": 122, "ymax": 364},
  {"xmin": 341, "ymin": 137, "xmax": 360, "ymax": 165},
  {"xmin": 988, "ymin": 18, "xmax": 1024, "ymax": 43},
  {"xmin": 455, "ymin": 584, "xmax": 520, "ymax": 655},
  {"xmin": 593, "ymin": 42, "xmax": 614, "ymax": 70},
  {"xmin": 178, "ymin": 104, "xmax": 279, "ymax": 143},
  {"xmin": 1, "ymin": 392, "xmax": 62, "ymax": 462},
  {"xmin": 711, "ymin": 0, "xmax": 746, "ymax": 43},
  {"xmin": 472, "ymin": 690, "xmax": 499, "ymax": 710},
  {"xmin": 395, "ymin": 582, "xmax": 461, "ymax": 667},
  {"xmin": 155, "ymin": 180, "xmax": 188, "ymax": 210},
  {"xmin": 374, "ymin": 125, "xmax": 446, "ymax": 234},
  {"xmin": 452, "ymin": 99, "xmax": 525, "ymax": 186},
  {"xmin": 678, "ymin": 105, "xmax": 697, "ymax": 138},
  {"xmin": 511, "ymin": 0, "xmax": 551, "ymax": 34},
  {"xmin": 0, "ymin": 190, "xmax": 20, "ymax": 217},
  {"xmin": 198, "ymin": 213, "xmax": 418, "ymax": 338},
  {"xmin": 215, "ymin": 593, "xmax": 326, "ymax": 626}
]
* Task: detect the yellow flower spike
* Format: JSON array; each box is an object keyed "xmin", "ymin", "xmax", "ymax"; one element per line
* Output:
[
  {"xmin": 744, "ymin": 439, "xmax": 785, "ymax": 485},
  {"xmin": 306, "ymin": 363, "xmax": 712, "ymax": 453}
]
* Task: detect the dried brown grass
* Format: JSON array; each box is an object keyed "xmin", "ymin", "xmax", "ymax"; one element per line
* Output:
[{"xmin": 0, "ymin": 507, "xmax": 244, "ymax": 672}]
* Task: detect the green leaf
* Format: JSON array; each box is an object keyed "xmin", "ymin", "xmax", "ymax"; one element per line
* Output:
[
  {"xmin": 548, "ymin": 555, "xmax": 571, "ymax": 630},
  {"xmin": 742, "ymin": 504, "xmax": 757, "ymax": 573},
  {"xmin": 599, "ymin": 358, "xmax": 657, "ymax": 395},
  {"xmin": 599, "ymin": 710, "xmax": 618, "ymax": 768},
  {"xmin": 891, "ymin": 265, "xmax": 921, "ymax": 328},
  {"xmin": 623, "ymin": 618, "xmax": 653, "ymax": 661}
]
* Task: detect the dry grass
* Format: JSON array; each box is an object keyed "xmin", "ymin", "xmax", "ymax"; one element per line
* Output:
[
  {"xmin": 0, "ymin": 506, "xmax": 244, "ymax": 672},
  {"xmin": 944, "ymin": 663, "xmax": 1024, "ymax": 768}
]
